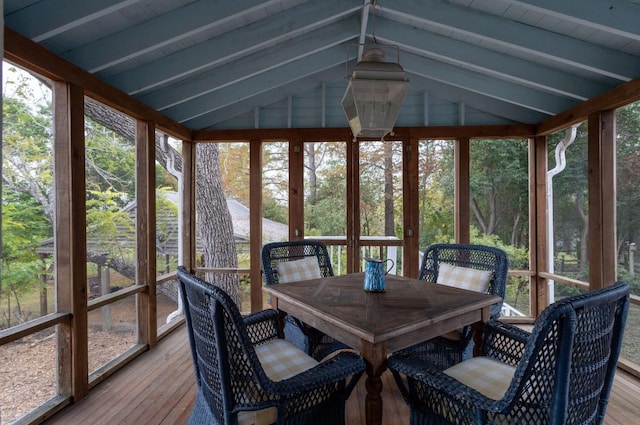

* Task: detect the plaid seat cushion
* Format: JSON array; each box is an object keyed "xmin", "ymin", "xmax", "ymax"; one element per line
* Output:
[
  {"xmin": 443, "ymin": 356, "xmax": 515, "ymax": 400},
  {"xmin": 238, "ymin": 339, "xmax": 319, "ymax": 425},
  {"xmin": 255, "ymin": 338, "xmax": 319, "ymax": 381},
  {"xmin": 436, "ymin": 263, "xmax": 492, "ymax": 293},
  {"xmin": 276, "ymin": 257, "xmax": 322, "ymax": 283},
  {"xmin": 237, "ymin": 407, "xmax": 277, "ymax": 425},
  {"xmin": 439, "ymin": 329, "xmax": 463, "ymax": 341}
]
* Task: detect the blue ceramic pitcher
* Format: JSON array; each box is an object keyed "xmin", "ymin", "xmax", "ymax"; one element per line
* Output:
[{"xmin": 363, "ymin": 257, "xmax": 394, "ymax": 292}]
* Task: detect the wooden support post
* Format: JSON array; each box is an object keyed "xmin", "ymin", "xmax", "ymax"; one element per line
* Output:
[
  {"xmin": 588, "ymin": 111, "xmax": 616, "ymax": 289},
  {"xmin": 53, "ymin": 81, "xmax": 88, "ymax": 399},
  {"xmin": 250, "ymin": 139, "xmax": 263, "ymax": 312},
  {"xmin": 532, "ymin": 135, "xmax": 548, "ymax": 316},
  {"xmin": 181, "ymin": 140, "xmax": 196, "ymax": 269},
  {"xmin": 347, "ymin": 140, "xmax": 360, "ymax": 273},
  {"xmin": 136, "ymin": 120, "xmax": 157, "ymax": 347},
  {"xmin": 289, "ymin": 137, "xmax": 304, "ymax": 240},
  {"xmin": 455, "ymin": 138, "xmax": 470, "ymax": 243},
  {"xmin": 403, "ymin": 136, "xmax": 419, "ymax": 278}
]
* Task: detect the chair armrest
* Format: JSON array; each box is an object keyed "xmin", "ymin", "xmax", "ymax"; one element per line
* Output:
[
  {"xmin": 270, "ymin": 351, "xmax": 365, "ymax": 396},
  {"xmin": 483, "ymin": 320, "xmax": 529, "ymax": 367},
  {"xmin": 244, "ymin": 309, "xmax": 279, "ymax": 345}
]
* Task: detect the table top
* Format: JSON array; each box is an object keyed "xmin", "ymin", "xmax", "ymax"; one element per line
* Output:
[{"xmin": 263, "ymin": 273, "xmax": 501, "ymax": 352}]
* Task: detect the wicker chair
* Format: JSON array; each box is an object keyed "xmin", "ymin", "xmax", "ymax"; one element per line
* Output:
[
  {"xmin": 177, "ymin": 266, "xmax": 365, "ymax": 425},
  {"xmin": 388, "ymin": 281, "xmax": 630, "ymax": 425},
  {"xmin": 261, "ymin": 240, "xmax": 349, "ymax": 359},
  {"xmin": 401, "ymin": 243, "xmax": 509, "ymax": 368}
]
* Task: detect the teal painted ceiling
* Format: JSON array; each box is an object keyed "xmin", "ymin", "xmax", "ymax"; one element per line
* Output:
[{"xmin": 5, "ymin": 0, "xmax": 640, "ymax": 131}]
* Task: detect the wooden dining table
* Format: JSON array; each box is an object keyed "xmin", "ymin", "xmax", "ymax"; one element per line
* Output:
[{"xmin": 262, "ymin": 272, "xmax": 501, "ymax": 425}]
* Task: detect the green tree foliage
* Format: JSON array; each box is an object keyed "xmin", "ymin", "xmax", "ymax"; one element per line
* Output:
[
  {"xmin": 304, "ymin": 142, "xmax": 346, "ymax": 235},
  {"xmin": 2, "ymin": 96, "xmax": 54, "ymax": 219},
  {"xmin": 1, "ymin": 192, "xmax": 51, "ymax": 326},
  {"xmin": 418, "ymin": 140, "xmax": 454, "ymax": 247},
  {"xmin": 261, "ymin": 142, "xmax": 289, "ymax": 223},
  {"xmin": 85, "ymin": 117, "xmax": 136, "ymax": 197},
  {"xmin": 218, "ymin": 142, "xmax": 250, "ymax": 205},
  {"xmin": 616, "ymin": 103, "xmax": 640, "ymax": 255},
  {"xmin": 86, "ymin": 189, "xmax": 135, "ymax": 252},
  {"xmin": 469, "ymin": 139, "xmax": 529, "ymax": 248},
  {"xmin": 1, "ymin": 66, "xmax": 164, "ymax": 325},
  {"xmin": 305, "ymin": 157, "xmax": 347, "ymax": 235},
  {"xmin": 2, "ymin": 70, "xmax": 54, "ymax": 326},
  {"xmin": 548, "ymin": 123, "xmax": 589, "ymax": 276},
  {"xmin": 156, "ymin": 187, "xmax": 179, "ymax": 266},
  {"xmin": 359, "ymin": 141, "xmax": 403, "ymax": 237},
  {"xmin": 615, "ymin": 102, "xmax": 640, "ymax": 295}
]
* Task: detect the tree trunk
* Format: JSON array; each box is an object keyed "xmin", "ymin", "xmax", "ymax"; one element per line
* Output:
[
  {"xmin": 39, "ymin": 257, "xmax": 48, "ymax": 317},
  {"xmin": 511, "ymin": 212, "xmax": 520, "ymax": 246},
  {"xmin": 384, "ymin": 143, "xmax": 395, "ymax": 236},
  {"xmin": 471, "ymin": 188, "xmax": 498, "ymax": 236},
  {"xmin": 471, "ymin": 198, "xmax": 487, "ymax": 234},
  {"xmin": 85, "ymin": 100, "xmax": 239, "ymax": 303},
  {"xmin": 305, "ymin": 143, "xmax": 318, "ymax": 205},
  {"xmin": 576, "ymin": 191, "xmax": 589, "ymax": 272},
  {"xmin": 84, "ymin": 99, "xmax": 181, "ymax": 173},
  {"xmin": 196, "ymin": 144, "xmax": 240, "ymax": 305},
  {"xmin": 486, "ymin": 187, "xmax": 498, "ymax": 235}
]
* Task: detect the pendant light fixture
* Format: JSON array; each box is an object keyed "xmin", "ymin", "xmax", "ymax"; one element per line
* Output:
[{"xmin": 341, "ymin": 2, "xmax": 409, "ymax": 140}]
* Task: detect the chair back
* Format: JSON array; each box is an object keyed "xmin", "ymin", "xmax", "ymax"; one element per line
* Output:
[
  {"xmin": 418, "ymin": 243, "xmax": 509, "ymax": 318},
  {"xmin": 262, "ymin": 240, "xmax": 334, "ymax": 285},
  {"xmin": 488, "ymin": 282, "xmax": 629, "ymax": 425},
  {"xmin": 177, "ymin": 266, "xmax": 276, "ymax": 424}
]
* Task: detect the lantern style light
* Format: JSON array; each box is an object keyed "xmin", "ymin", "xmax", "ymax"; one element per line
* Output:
[{"xmin": 341, "ymin": 46, "xmax": 409, "ymax": 140}]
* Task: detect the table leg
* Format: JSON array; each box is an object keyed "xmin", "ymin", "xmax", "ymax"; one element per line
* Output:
[
  {"xmin": 472, "ymin": 306, "xmax": 491, "ymax": 356},
  {"xmin": 360, "ymin": 341, "xmax": 387, "ymax": 425},
  {"xmin": 275, "ymin": 310, "xmax": 287, "ymax": 340},
  {"xmin": 471, "ymin": 322, "xmax": 484, "ymax": 356}
]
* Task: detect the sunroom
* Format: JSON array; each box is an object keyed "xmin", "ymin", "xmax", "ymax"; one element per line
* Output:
[{"xmin": 1, "ymin": 1, "xmax": 640, "ymax": 424}]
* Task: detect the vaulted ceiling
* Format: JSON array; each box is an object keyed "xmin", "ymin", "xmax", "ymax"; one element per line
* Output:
[{"xmin": 5, "ymin": 0, "xmax": 640, "ymax": 132}]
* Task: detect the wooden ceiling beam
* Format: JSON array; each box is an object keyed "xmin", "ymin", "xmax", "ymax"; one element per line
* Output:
[
  {"xmin": 193, "ymin": 124, "xmax": 537, "ymax": 142},
  {"xmin": 537, "ymin": 77, "xmax": 640, "ymax": 135}
]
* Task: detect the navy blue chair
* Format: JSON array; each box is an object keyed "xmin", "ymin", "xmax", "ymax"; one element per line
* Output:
[
  {"xmin": 261, "ymin": 240, "xmax": 349, "ymax": 359},
  {"xmin": 388, "ymin": 281, "xmax": 630, "ymax": 425},
  {"xmin": 402, "ymin": 243, "xmax": 509, "ymax": 368},
  {"xmin": 177, "ymin": 266, "xmax": 365, "ymax": 425}
]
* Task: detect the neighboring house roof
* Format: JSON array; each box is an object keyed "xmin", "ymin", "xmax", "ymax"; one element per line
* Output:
[
  {"xmin": 36, "ymin": 193, "xmax": 288, "ymax": 255},
  {"xmin": 225, "ymin": 198, "xmax": 290, "ymax": 244},
  {"xmin": 155, "ymin": 191, "xmax": 289, "ymax": 245}
]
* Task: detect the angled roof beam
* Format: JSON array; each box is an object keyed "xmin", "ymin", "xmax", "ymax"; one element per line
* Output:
[
  {"xmin": 199, "ymin": 71, "xmax": 546, "ymax": 131},
  {"xmin": 194, "ymin": 70, "xmax": 343, "ymax": 129},
  {"xmin": 402, "ymin": 51, "xmax": 576, "ymax": 115},
  {"xmin": 387, "ymin": 0, "xmax": 640, "ymax": 81},
  {"xmin": 373, "ymin": 17, "xmax": 611, "ymax": 101},
  {"xmin": 139, "ymin": 20, "xmax": 358, "ymax": 111},
  {"xmin": 166, "ymin": 46, "xmax": 348, "ymax": 123},
  {"xmin": 407, "ymin": 75, "xmax": 548, "ymax": 125},
  {"xmin": 4, "ymin": 0, "xmax": 141, "ymax": 42},
  {"xmin": 512, "ymin": 0, "xmax": 640, "ymax": 41},
  {"xmin": 106, "ymin": 0, "xmax": 361, "ymax": 95},
  {"xmin": 62, "ymin": 0, "xmax": 286, "ymax": 73}
]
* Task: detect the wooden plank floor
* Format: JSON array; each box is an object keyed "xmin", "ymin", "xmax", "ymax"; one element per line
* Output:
[{"xmin": 45, "ymin": 325, "xmax": 640, "ymax": 425}]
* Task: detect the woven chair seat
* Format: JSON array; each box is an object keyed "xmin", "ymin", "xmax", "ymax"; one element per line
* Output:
[
  {"xmin": 388, "ymin": 281, "xmax": 630, "ymax": 425},
  {"xmin": 398, "ymin": 243, "xmax": 509, "ymax": 369},
  {"xmin": 261, "ymin": 240, "xmax": 351, "ymax": 359},
  {"xmin": 177, "ymin": 267, "xmax": 365, "ymax": 425}
]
